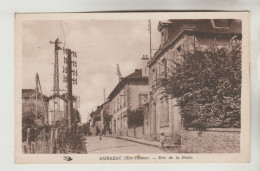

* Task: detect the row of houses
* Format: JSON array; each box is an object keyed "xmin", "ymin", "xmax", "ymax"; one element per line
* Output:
[{"xmin": 88, "ymin": 19, "xmax": 242, "ymax": 144}]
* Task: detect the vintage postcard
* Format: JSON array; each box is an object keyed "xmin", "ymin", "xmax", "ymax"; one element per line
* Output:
[{"xmin": 15, "ymin": 12, "xmax": 250, "ymax": 164}]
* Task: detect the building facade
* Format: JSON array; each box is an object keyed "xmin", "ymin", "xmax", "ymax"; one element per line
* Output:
[
  {"xmin": 89, "ymin": 101, "xmax": 112, "ymax": 135},
  {"xmin": 47, "ymin": 94, "xmax": 67, "ymax": 125},
  {"xmin": 108, "ymin": 57, "xmax": 149, "ymax": 136},
  {"xmin": 47, "ymin": 94, "xmax": 78, "ymax": 125},
  {"xmin": 147, "ymin": 19, "xmax": 242, "ymax": 144}
]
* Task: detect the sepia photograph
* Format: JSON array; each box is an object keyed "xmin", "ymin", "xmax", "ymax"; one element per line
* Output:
[{"xmin": 15, "ymin": 12, "xmax": 250, "ymax": 163}]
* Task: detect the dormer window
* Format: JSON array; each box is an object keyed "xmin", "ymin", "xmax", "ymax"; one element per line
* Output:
[
  {"xmin": 158, "ymin": 21, "xmax": 171, "ymax": 47},
  {"xmin": 161, "ymin": 28, "xmax": 169, "ymax": 45}
]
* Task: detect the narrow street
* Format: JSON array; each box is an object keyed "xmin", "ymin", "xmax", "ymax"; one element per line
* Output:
[{"xmin": 85, "ymin": 136, "xmax": 166, "ymax": 154}]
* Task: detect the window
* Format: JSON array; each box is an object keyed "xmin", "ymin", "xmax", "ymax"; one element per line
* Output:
[
  {"xmin": 160, "ymin": 97, "xmax": 164, "ymax": 126},
  {"xmin": 117, "ymin": 97, "xmax": 119, "ymax": 111},
  {"xmin": 177, "ymin": 45, "xmax": 182, "ymax": 52},
  {"xmin": 138, "ymin": 94, "xmax": 148, "ymax": 107},
  {"xmin": 152, "ymin": 68, "xmax": 157, "ymax": 90},
  {"xmin": 162, "ymin": 58, "xmax": 167, "ymax": 79},
  {"xmin": 160, "ymin": 97, "xmax": 170, "ymax": 127},
  {"xmin": 114, "ymin": 101, "xmax": 115, "ymax": 113},
  {"xmin": 165, "ymin": 98, "xmax": 169, "ymax": 123}
]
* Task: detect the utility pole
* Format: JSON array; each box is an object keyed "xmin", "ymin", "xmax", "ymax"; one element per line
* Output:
[
  {"xmin": 63, "ymin": 48, "xmax": 77, "ymax": 130},
  {"xmin": 148, "ymin": 19, "xmax": 152, "ymax": 59},
  {"xmin": 50, "ymin": 38, "xmax": 62, "ymax": 95},
  {"xmin": 50, "ymin": 38, "xmax": 62, "ymax": 154},
  {"xmin": 103, "ymin": 88, "xmax": 106, "ymax": 102},
  {"xmin": 35, "ymin": 73, "xmax": 39, "ymax": 119}
]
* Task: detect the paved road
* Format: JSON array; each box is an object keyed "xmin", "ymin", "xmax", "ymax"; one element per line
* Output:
[{"xmin": 85, "ymin": 136, "xmax": 166, "ymax": 154}]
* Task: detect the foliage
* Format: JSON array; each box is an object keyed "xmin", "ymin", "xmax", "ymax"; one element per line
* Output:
[
  {"xmin": 127, "ymin": 108, "xmax": 144, "ymax": 128},
  {"xmin": 22, "ymin": 101, "xmax": 48, "ymax": 141},
  {"xmin": 73, "ymin": 109, "xmax": 81, "ymax": 124},
  {"xmin": 160, "ymin": 37, "xmax": 241, "ymax": 129},
  {"xmin": 81, "ymin": 122, "xmax": 90, "ymax": 135}
]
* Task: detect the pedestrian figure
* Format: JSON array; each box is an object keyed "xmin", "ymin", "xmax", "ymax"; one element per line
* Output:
[
  {"xmin": 160, "ymin": 132, "xmax": 166, "ymax": 149},
  {"xmin": 99, "ymin": 133, "xmax": 102, "ymax": 140},
  {"xmin": 109, "ymin": 128, "xmax": 112, "ymax": 136}
]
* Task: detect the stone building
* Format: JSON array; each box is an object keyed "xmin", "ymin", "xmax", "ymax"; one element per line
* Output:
[
  {"xmin": 47, "ymin": 94, "xmax": 78, "ymax": 125},
  {"xmin": 89, "ymin": 101, "xmax": 111, "ymax": 135},
  {"xmin": 47, "ymin": 94, "xmax": 67, "ymax": 125},
  {"xmin": 147, "ymin": 19, "xmax": 242, "ymax": 144},
  {"xmin": 89, "ymin": 106, "xmax": 102, "ymax": 135},
  {"xmin": 108, "ymin": 57, "xmax": 149, "ymax": 136}
]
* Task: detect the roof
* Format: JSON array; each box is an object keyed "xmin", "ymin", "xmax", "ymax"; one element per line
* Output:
[
  {"xmin": 48, "ymin": 94, "xmax": 67, "ymax": 102},
  {"xmin": 22, "ymin": 89, "xmax": 48, "ymax": 101},
  {"xmin": 125, "ymin": 69, "xmax": 142, "ymax": 78},
  {"xmin": 48, "ymin": 93, "xmax": 77, "ymax": 102},
  {"xmin": 90, "ymin": 108, "xmax": 101, "ymax": 117},
  {"xmin": 167, "ymin": 19, "xmax": 241, "ymax": 35},
  {"xmin": 148, "ymin": 19, "xmax": 241, "ymax": 67},
  {"xmin": 107, "ymin": 69, "xmax": 148, "ymax": 100}
]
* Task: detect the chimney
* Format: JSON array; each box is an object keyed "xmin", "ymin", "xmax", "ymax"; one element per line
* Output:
[{"xmin": 141, "ymin": 54, "xmax": 149, "ymax": 77}]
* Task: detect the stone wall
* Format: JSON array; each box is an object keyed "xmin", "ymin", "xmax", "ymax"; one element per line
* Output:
[{"xmin": 181, "ymin": 128, "xmax": 240, "ymax": 153}]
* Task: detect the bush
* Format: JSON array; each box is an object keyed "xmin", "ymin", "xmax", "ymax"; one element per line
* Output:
[
  {"xmin": 160, "ymin": 37, "xmax": 241, "ymax": 129},
  {"xmin": 127, "ymin": 108, "xmax": 144, "ymax": 128}
]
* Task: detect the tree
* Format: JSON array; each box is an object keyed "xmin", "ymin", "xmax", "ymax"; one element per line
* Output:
[
  {"xmin": 160, "ymin": 37, "xmax": 241, "ymax": 129},
  {"xmin": 22, "ymin": 101, "xmax": 47, "ymax": 141}
]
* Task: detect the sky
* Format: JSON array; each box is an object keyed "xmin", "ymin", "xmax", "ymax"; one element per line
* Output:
[{"xmin": 22, "ymin": 19, "xmax": 161, "ymax": 123}]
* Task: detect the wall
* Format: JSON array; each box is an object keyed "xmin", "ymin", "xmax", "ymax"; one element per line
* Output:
[
  {"xmin": 111, "ymin": 82, "xmax": 149, "ymax": 136},
  {"xmin": 181, "ymin": 129, "xmax": 240, "ymax": 153},
  {"xmin": 48, "ymin": 97, "xmax": 66, "ymax": 124},
  {"xmin": 128, "ymin": 126, "xmax": 144, "ymax": 139},
  {"xmin": 148, "ymin": 34, "xmax": 188, "ymax": 140},
  {"xmin": 128, "ymin": 84, "xmax": 149, "ymax": 111}
]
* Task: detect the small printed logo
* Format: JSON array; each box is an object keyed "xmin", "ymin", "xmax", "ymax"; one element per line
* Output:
[{"xmin": 64, "ymin": 156, "xmax": 73, "ymax": 161}]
